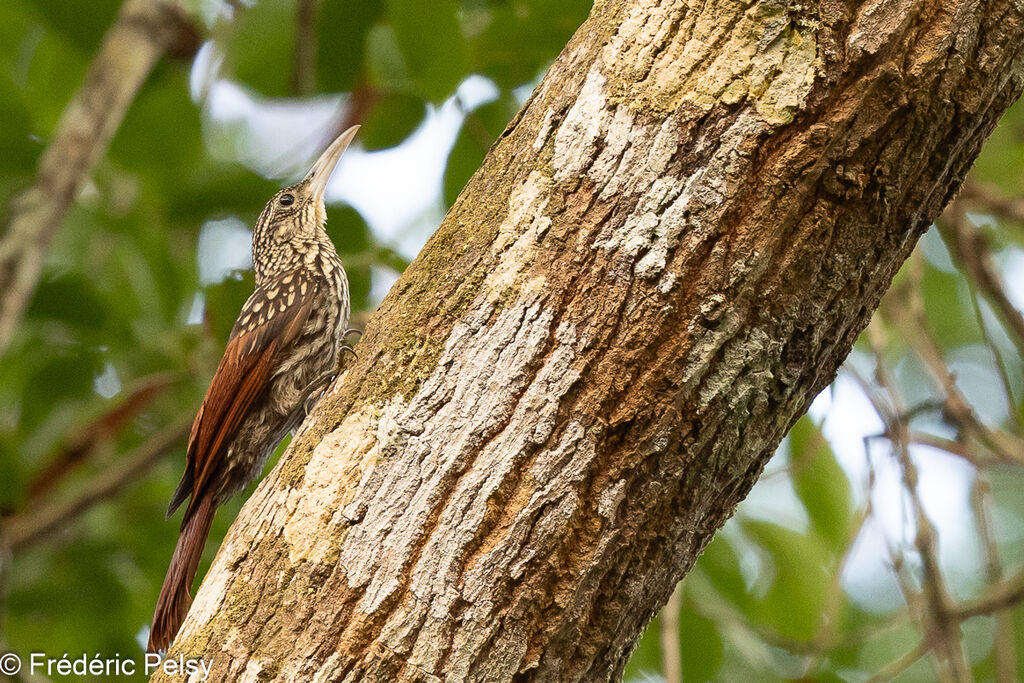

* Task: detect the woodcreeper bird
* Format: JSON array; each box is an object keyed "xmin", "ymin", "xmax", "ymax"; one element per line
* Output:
[{"xmin": 147, "ymin": 126, "xmax": 359, "ymax": 653}]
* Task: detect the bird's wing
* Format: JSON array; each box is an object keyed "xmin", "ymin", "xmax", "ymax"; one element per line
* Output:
[{"xmin": 168, "ymin": 270, "xmax": 318, "ymax": 523}]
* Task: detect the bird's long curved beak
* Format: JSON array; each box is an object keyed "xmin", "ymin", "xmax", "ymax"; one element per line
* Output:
[{"xmin": 307, "ymin": 125, "xmax": 360, "ymax": 203}]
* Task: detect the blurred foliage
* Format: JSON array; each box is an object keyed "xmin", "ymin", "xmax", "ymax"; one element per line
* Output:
[{"xmin": 0, "ymin": 1, "xmax": 1023, "ymax": 682}]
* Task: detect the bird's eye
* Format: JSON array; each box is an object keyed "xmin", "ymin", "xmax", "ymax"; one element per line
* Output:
[{"xmin": 279, "ymin": 193, "xmax": 295, "ymax": 206}]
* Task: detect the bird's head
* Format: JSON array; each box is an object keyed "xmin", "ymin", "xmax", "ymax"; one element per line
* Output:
[{"xmin": 253, "ymin": 125, "xmax": 359, "ymax": 251}]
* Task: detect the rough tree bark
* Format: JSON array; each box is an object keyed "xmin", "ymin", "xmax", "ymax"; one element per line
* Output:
[{"xmin": 155, "ymin": 0, "xmax": 1024, "ymax": 680}]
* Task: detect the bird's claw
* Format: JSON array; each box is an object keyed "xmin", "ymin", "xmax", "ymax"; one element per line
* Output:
[
  {"xmin": 303, "ymin": 390, "xmax": 324, "ymax": 416},
  {"xmin": 302, "ymin": 369, "xmax": 336, "ymax": 416},
  {"xmin": 301, "ymin": 334, "xmax": 361, "ymax": 417}
]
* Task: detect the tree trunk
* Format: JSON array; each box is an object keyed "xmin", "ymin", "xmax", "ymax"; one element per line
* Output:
[{"xmin": 154, "ymin": 0, "xmax": 1024, "ymax": 680}]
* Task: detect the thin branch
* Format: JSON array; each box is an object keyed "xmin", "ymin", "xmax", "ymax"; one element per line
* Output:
[
  {"xmin": 290, "ymin": 0, "xmax": 323, "ymax": 96},
  {"xmin": 865, "ymin": 312, "xmax": 971, "ymax": 683},
  {"xmin": 896, "ymin": 448, "xmax": 969, "ymax": 683},
  {"xmin": 938, "ymin": 206, "xmax": 1024, "ymax": 361},
  {"xmin": 907, "ymin": 432, "xmax": 992, "ymax": 467},
  {"xmin": 880, "ymin": 297, "xmax": 1024, "ymax": 465},
  {"xmin": 865, "ymin": 639, "xmax": 930, "ymax": 683},
  {"xmin": 958, "ymin": 180, "xmax": 1024, "ymax": 226},
  {"xmin": 659, "ymin": 583, "xmax": 683, "ymax": 683},
  {"xmin": 965, "ymin": 282, "xmax": 1019, "ymax": 428},
  {"xmin": 953, "ymin": 570, "xmax": 1024, "ymax": 621},
  {"xmin": 27, "ymin": 371, "xmax": 178, "ymax": 502},
  {"xmin": 969, "ymin": 477, "xmax": 1016, "ymax": 683},
  {"xmin": 330, "ymin": 77, "xmax": 377, "ymax": 141},
  {"xmin": 454, "ymin": 95, "xmax": 498, "ymax": 152},
  {"xmin": 3, "ymin": 415, "xmax": 191, "ymax": 551},
  {"xmin": 0, "ymin": 0, "xmax": 199, "ymax": 358}
]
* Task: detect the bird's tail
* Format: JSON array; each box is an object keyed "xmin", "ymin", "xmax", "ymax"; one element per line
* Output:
[{"xmin": 148, "ymin": 496, "xmax": 215, "ymax": 653}]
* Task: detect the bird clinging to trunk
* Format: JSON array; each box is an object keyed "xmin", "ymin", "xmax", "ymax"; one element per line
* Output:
[{"xmin": 148, "ymin": 125, "xmax": 359, "ymax": 654}]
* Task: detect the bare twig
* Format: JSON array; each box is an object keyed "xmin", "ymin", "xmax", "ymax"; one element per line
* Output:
[
  {"xmin": 27, "ymin": 372, "xmax": 178, "ymax": 502},
  {"xmin": 906, "ymin": 432, "xmax": 987, "ymax": 465},
  {"xmin": 938, "ymin": 206, "xmax": 1024, "ymax": 361},
  {"xmin": 329, "ymin": 78, "xmax": 377, "ymax": 141},
  {"xmin": 3, "ymin": 415, "xmax": 191, "ymax": 551},
  {"xmin": 659, "ymin": 583, "xmax": 683, "ymax": 683},
  {"xmin": 0, "ymin": 0, "xmax": 199, "ymax": 358},
  {"xmin": 454, "ymin": 95, "xmax": 497, "ymax": 152},
  {"xmin": 966, "ymin": 283, "xmax": 1019, "ymax": 428},
  {"xmin": 958, "ymin": 180, "xmax": 1024, "ymax": 225},
  {"xmin": 290, "ymin": 0, "xmax": 323, "ymax": 96},
  {"xmin": 340, "ymin": 245, "xmax": 411, "ymax": 273},
  {"xmin": 881, "ymin": 297, "xmax": 1024, "ymax": 466},
  {"xmin": 969, "ymin": 477, "xmax": 1016, "ymax": 683},
  {"xmin": 895, "ymin": 448, "xmax": 969, "ymax": 683},
  {"xmin": 864, "ymin": 314, "xmax": 971, "ymax": 683},
  {"xmin": 865, "ymin": 639, "xmax": 930, "ymax": 683},
  {"xmin": 852, "ymin": 242, "xmax": 1024, "ymax": 681},
  {"xmin": 953, "ymin": 569, "xmax": 1024, "ymax": 621}
]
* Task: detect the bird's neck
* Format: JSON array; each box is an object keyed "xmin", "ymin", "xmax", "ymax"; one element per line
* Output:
[{"xmin": 253, "ymin": 230, "xmax": 342, "ymax": 286}]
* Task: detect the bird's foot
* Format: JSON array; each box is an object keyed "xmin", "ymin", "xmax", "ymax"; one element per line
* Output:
[
  {"xmin": 302, "ymin": 369, "xmax": 336, "ymax": 416},
  {"xmin": 338, "ymin": 328, "xmax": 361, "ymax": 363},
  {"xmin": 300, "ymin": 334, "xmax": 362, "ymax": 416}
]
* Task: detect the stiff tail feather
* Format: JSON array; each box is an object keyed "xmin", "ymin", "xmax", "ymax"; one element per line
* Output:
[{"xmin": 148, "ymin": 496, "xmax": 215, "ymax": 653}]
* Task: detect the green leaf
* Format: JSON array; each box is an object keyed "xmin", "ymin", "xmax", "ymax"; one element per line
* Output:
[
  {"xmin": 365, "ymin": 22, "xmax": 416, "ymax": 94},
  {"xmin": 359, "ymin": 93, "xmax": 425, "ymax": 150},
  {"xmin": 1014, "ymin": 605, "xmax": 1024, "ymax": 678},
  {"xmin": 741, "ymin": 520, "xmax": 831, "ymax": 642},
  {"xmin": 789, "ymin": 417, "xmax": 854, "ymax": 551},
  {"xmin": 919, "ymin": 259, "xmax": 979, "ymax": 348},
  {"xmin": 168, "ymin": 165, "xmax": 279, "ymax": 223},
  {"xmin": 694, "ymin": 534, "xmax": 752, "ymax": 612},
  {"xmin": 220, "ymin": 0, "xmax": 296, "ymax": 97},
  {"xmin": 21, "ymin": 347, "xmax": 102, "ymax": 431},
  {"xmin": 316, "ymin": 0, "xmax": 382, "ymax": 92},
  {"xmin": 327, "ymin": 205, "xmax": 371, "ymax": 252},
  {"xmin": 326, "ymin": 205, "xmax": 373, "ymax": 310},
  {"xmin": 987, "ymin": 468, "xmax": 1024, "ymax": 569},
  {"xmin": 21, "ymin": 24, "xmax": 90, "ymax": 130},
  {"xmin": 677, "ymin": 599, "xmax": 724, "ymax": 683},
  {"xmin": 443, "ymin": 93, "xmax": 519, "ymax": 206},
  {"xmin": 27, "ymin": 273, "xmax": 110, "ymax": 331},
  {"xmin": 26, "ymin": 0, "xmax": 122, "ymax": 54},
  {"xmin": 109, "ymin": 68, "xmax": 203, "ymax": 186},
  {"xmin": 470, "ymin": 0, "xmax": 591, "ymax": 88},
  {"xmin": 622, "ymin": 619, "xmax": 662, "ymax": 681},
  {"xmin": 203, "ymin": 272, "xmax": 255, "ymax": 343},
  {"xmin": 0, "ymin": 72, "xmax": 39, "ymax": 173},
  {"xmin": 386, "ymin": 0, "xmax": 468, "ymax": 101},
  {"xmin": 852, "ymin": 621, "xmax": 924, "ymax": 678},
  {"xmin": 973, "ymin": 99, "xmax": 1024, "ymax": 195}
]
